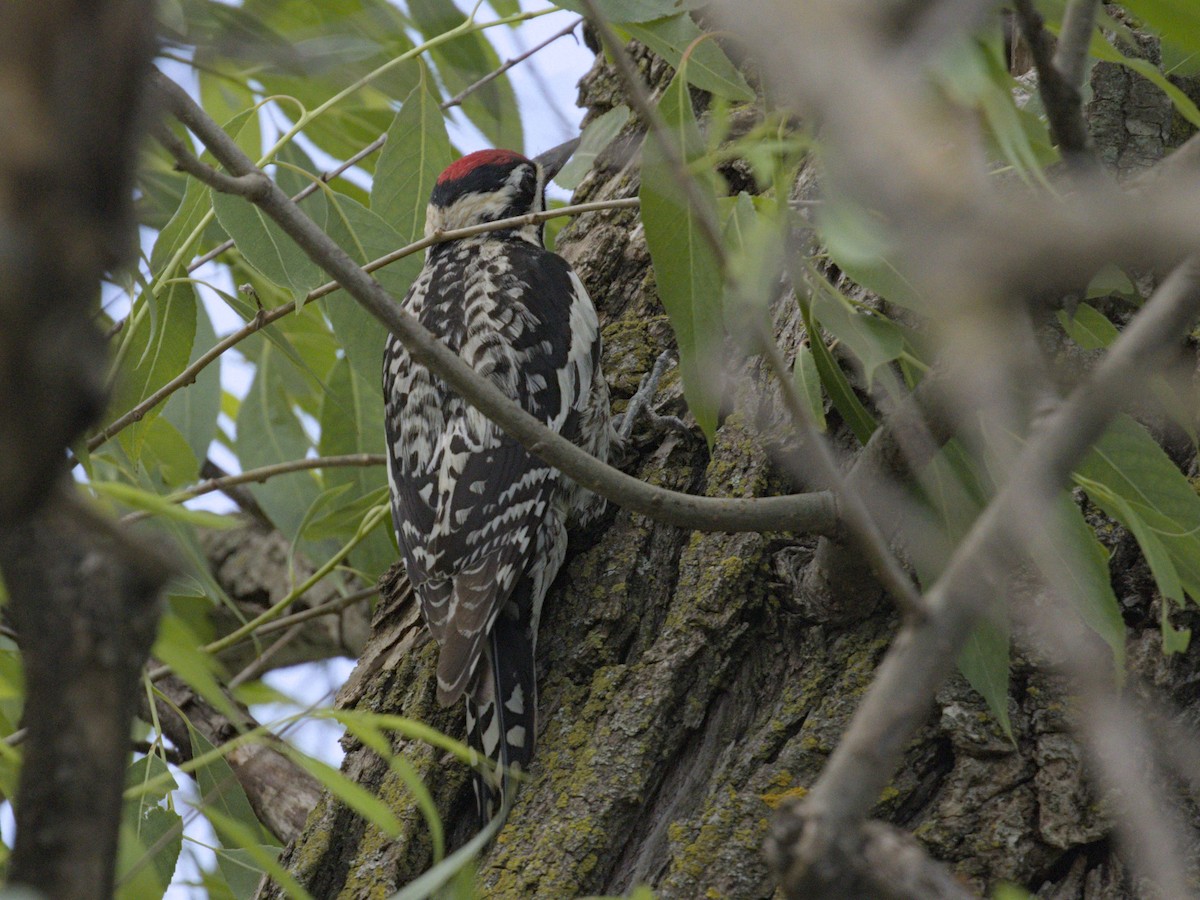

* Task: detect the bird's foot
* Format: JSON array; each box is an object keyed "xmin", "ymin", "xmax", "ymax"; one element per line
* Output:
[{"xmin": 615, "ymin": 350, "xmax": 690, "ymax": 445}]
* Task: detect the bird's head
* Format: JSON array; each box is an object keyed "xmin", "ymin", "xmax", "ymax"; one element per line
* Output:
[{"xmin": 424, "ymin": 141, "xmax": 577, "ymax": 243}]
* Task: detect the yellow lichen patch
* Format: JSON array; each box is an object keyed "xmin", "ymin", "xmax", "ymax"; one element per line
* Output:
[{"xmin": 759, "ymin": 785, "xmax": 808, "ymax": 809}]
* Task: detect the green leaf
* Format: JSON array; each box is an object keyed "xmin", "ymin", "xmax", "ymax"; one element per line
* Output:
[
  {"xmin": 203, "ymin": 808, "xmax": 306, "ymax": 900},
  {"xmin": 639, "ymin": 70, "xmax": 724, "ymax": 443},
  {"xmin": 792, "ymin": 343, "xmax": 826, "ymax": 432},
  {"xmin": 623, "ymin": 14, "xmax": 754, "ymax": 101},
  {"xmin": 236, "ymin": 344, "xmax": 321, "ymax": 541},
  {"xmin": 153, "ymin": 615, "xmax": 239, "ymax": 722},
  {"xmin": 1057, "ymin": 302, "xmax": 1120, "ymax": 350},
  {"xmin": 1116, "ymin": 0, "xmax": 1200, "ymax": 78},
  {"xmin": 162, "ymin": 290, "xmax": 222, "ymax": 465},
  {"xmin": 957, "ymin": 613, "xmax": 1013, "ymax": 741},
  {"xmin": 212, "ymin": 187, "xmax": 325, "ymax": 301},
  {"xmin": 555, "ymin": 105, "xmax": 631, "ymax": 191},
  {"xmin": 1085, "ymin": 263, "xmax": 1136, "ymax": 300},
  {"xmin": 554, "ymin": 0, "xmax": 706, "ymax": 25},
  {"xmin": 1075, "ymin": 415, "xmax": 1200, "ymax": 605},
  {"xmin": 808, "ymin": 279, "xmax": 905, "ymax": 388},
  {"xmin": 90, "ymin": 480, "xmax": 235, "ymax": 530},
  {"xmin": 112, "ymin": 280, "xmax": 198, "ymax": 460},
  {"xmin": 372, "ymin": 63, "xmax": 454, "ymax": 241},
  {"xmin": 286, "ymin": 750, "xmax": 403, "ymax": 835},
  {"xmin": 116, "ymin": 754, "xmax": 182, "ymax": 898},
  {"xmin": 135, "ymin": 416, "xmax": 202, "ymax": 489},
  {"xmin": 1049, "ymin": 496, "xmax": 1127, "ymax": 674},
  {"xmin": 796, "ymin": 297, "xmax": 876, "ymax": 444},
  {"xmin": 818, "ymin": 196, "xmax": 925, "ymax": 312},
  {"xmin": 318, "ymin": 360, "xmax": 394, "ymax": 578},
  {"xmin": 722, "ymin": 192, "xmax": 786, "ymax": 343}
]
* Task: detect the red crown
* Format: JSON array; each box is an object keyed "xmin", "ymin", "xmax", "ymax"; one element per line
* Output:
[{"xmin": 436, "ymin": 149, "xmax": 530, "ymax": 185}]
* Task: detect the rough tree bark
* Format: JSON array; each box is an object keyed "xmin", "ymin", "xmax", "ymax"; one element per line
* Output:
[{"xmin": 257, "ymin": 34, "xmax": 1200, "ymax": 900}]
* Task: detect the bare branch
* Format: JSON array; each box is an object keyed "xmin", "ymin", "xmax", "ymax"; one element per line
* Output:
[
  {"xmin": 149, "ymin": 71, "xmax": 843, "ymax": 539},
  {"xmin": 1011, "ymin": 0, "xmax": 1094, "ymax": 162},
  {"xmin": 152, "ymin": 121, "xmax": 272, "ymax": 198}
]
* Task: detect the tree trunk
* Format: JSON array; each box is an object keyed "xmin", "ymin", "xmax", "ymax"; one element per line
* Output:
[{"xmin": 259, "ymin": 37, "xmax": 1200, "ymax": 900}]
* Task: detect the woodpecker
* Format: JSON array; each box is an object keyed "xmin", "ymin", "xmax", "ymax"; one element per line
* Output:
[{"xmin": 383, "ymin": 145, "xmax": 611, "ymax": 825}]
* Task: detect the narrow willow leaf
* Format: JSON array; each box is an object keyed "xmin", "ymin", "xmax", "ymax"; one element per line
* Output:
[
  {"xmin": 189, "ymin": 728, "xmax": 275, "ymax": 844},
  {"xmin": 797, "ymin": 298, "xmax": 876, "ymax": 443},
  {"xmin": 90, "ymin": 480, "xmax": 234, "ymax": 530},
  {"xmin": 1057, "ymin": 302, "xmax": 1120, "ymax": 350},
  {"xmin": 286, "ymin": 751, "xmax": 403, "ymax": 835},
  {"xmin": 793, "ymin": 343, "xmax": 826, "ymax": 431},
  {"xmin": 554, "ymin": 0, "xmax": 705, "ymax": 22},
  {"xmin": 624, "ymin": 14, "xmax": 754, "ymax": 101},
  {"xmin": 162, "ymin": 297, "xmax": 222, "ymax": 466},
  {"xmin": 203, "ymin": 808, "xmax": 306, "ymax": 900},
  {"xmin": 236, "ymin": 344, "xmax": 321, "ymax": 541},
  {"xmin": 555, "ymin": 105, "xmax": 631, "ymax": 190},
  {"xmin": 1085, "ymin": 263, "xmax": 1136, "ymax": 299},
  {"xmin": 957, "ymin": 615, "xmax": 1013, "ymax": 741},
  {"xmin": 1050, "ymin": 496, "xmax": 1127, "ymax": 674},
  {"xmin": 818, "ymin": 196, "xmax": 925, "ymax": 312},
  {"xmin": 639, "ymin": 70, "xmax": 724, "ymax": 443},
  {"xmin": 373, "ymin": 63, "xmax": 453, "ymax": 241},
  {"xmin": 154, "ymin": 615, "xmax": 239, "ymax": 722},
  {"xmin": 135, "ymin": 416, "xmax": 201, "ymax": 490},
  {"xmin": 116, "ymin": 756, "xmax": 182, "ymax": 900},
  {"xmin": 319, "ymin": 360, "xmax": 393, "ymax": 577},
  {"xmin": 212, "ymin": 187, "xmax": 324, "ymax": 300},
  {"xmin": 809, "ymin": 281, "xmax": 905, "ymax": 389},
  {"xmin": 1075, "ymin": 414, "xmax": 1200, "ymax": 603},
  {"xmin": 113, "ymin": 280, "xmax": 198, "ymax": 460},
  {"xmin": 116, "ymin": 811, "xmax": 182, "ymax": 900}
]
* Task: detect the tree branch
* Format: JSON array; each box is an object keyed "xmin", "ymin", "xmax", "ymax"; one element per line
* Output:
[
  {"xmin": 1011, "ymin": 0, "xmax": 1094, "ymax": 163},
  {"xmin": 149, "ymin": 70, "xmax": 841, "ymax": 538}
]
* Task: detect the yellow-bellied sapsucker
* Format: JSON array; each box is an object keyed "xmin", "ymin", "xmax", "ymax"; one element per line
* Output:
[{"xmin": 383, "ymin": 146, "xmax": 611, "ymax": 824}]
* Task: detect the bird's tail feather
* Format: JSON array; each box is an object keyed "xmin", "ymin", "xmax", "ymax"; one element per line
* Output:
[{"xmin": 465, "ymin": 614, "xmax": 536, "ymax": 828}]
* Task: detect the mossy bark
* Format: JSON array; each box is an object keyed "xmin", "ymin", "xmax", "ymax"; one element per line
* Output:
[{"xmin": 258, "ymin": 35, "xmax": 1200, "ymax": 900}]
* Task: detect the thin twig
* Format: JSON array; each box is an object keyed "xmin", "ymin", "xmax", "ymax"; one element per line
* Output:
[
  {"xmin": 444, "ymin": 19, "xmax": 581, "ymax": 110},
  {"xmin": 120, "ymin": 454, "xmax": 387, "ymax": 524},
  {"xmin": 152, "ymin": 122, "xmax": 271, "ymax": 198},
  {"xmin": 1053, "ymin": 0, "xmax": 1101, "ymax": 97},
  {"xmin": 153, "ymin": 71, "xmax": 840, "ymax": 538}
]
